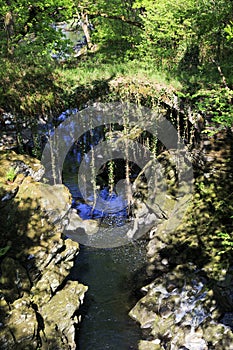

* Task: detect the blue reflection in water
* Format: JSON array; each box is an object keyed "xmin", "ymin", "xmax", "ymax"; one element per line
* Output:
[{"xmin": 71, "ymin": 188, "xmax": 128, "ymax": 225}]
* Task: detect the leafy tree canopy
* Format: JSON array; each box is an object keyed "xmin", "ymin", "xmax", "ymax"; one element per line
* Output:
[
  {"xmin": 0, "ymin": 0, "xmax": 233, "ymax": 131},
  {"xmin": 0, "ymin": 0, "xmax": 74, "ymax": 59}
]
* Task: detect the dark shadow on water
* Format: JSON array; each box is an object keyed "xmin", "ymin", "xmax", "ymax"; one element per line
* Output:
[{"xmin": 67, "ymin": 241, "xmax": 148, "ymax": 350}]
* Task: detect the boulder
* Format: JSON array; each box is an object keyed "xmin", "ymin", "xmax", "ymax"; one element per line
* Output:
[
  {"xmin": 0, "ymin": 153, "xmax": 88, "ymax": 349},
  {"xmin": 130, "ymin": 266, "xmax": 233, "ymax": 350}
]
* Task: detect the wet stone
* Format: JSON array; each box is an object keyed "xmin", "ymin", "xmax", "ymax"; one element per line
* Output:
[
  {"xmin": 40, "ymin": 281, "xmax": 88, "ymax": 350},
  {"xmin": 130, "ymin": 267, "xmax": 233, "ymax": 350}
]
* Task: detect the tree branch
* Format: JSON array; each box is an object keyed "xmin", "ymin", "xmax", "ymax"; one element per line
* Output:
[
  {"xmin": 18, "ymin": 5, "xmax": 68, "ymax": 39},
  {"xmin": 212, "ymin": 58, "xmax": 230, "ymax": 91},
  {"xmin": 88, "ymin": 12, "xmax": 143, "ymax": 29}
]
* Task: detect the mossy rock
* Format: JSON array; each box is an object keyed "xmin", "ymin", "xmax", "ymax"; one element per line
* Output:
[{"xmin": 138, "ymin": 340, "xmax": 162, "ymax": 350}]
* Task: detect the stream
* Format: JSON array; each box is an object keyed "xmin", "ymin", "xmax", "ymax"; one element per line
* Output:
[
  {"xmin": 63, "ymin": 162, "xmax": 148, "ymax": 350},
  {"xmin": 61, "ymin": 116, "xmax": 150, "ymax": 349},
  {"xmin": 69, "ymin": 243, "xmax": 147, "ymax": 350}
]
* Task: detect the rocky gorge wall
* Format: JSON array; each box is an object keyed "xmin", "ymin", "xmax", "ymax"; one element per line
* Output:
[
  {"xmin": 129, "ymin": 129, "xmax": 233, "ymax": 350},
  {"xmin": 0, "ymin": 151, "xmax": 87, "ymax": 349}
]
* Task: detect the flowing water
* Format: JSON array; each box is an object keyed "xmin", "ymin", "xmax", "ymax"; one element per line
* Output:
[
  {"xmin": 68, "ymin": 243, "xmax": 147, "ymax": 350},
  {"xmin": 63, "ymin": 166, "xmax": 148, "ymax": 350},
  {"xmin": 62, "ymin": 118, "xmax": 149, "ymax": 349}
]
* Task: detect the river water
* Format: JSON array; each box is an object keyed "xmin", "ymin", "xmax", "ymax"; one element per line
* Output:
[
  {"xmin": 62, "ymin": 145, "xmax": 149, "ymax": 349},
  {"xmin": 68, "ymin": 243, "xmax": 147, "ymax": 350}
]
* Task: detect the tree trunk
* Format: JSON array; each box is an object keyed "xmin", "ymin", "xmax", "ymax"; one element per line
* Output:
[{"xmin": 80, "ymin": 12, "xmax": 93, "ymax": 49}]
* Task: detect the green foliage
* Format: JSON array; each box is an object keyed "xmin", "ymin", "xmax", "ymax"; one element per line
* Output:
[
  {"xmin": 0, "ymin": 0, "xmax": 74, "ymax": 52},
  {"xmin": 0, "ymin": 0, "xmax": 233, "ymax": 148},
  {"xmin": 133, "ymin": 0, "xmax": 233, "ymax": 70},
  {"xmin": 217, "ymin": 215, "xmax": 233, "ymax": 254},
  {"xmin": 0, "ymin": 245, "xmax": 10, "ymax": 257},
  {"xmin": 134, "ymin": 0, "xmax": 195, "ymax": 66},
  {"xmin": 193, "ymin": 178, "xmax": 233, "ymax": 258},
  {"xmin": 6, "ymin": 167, "xmax": 17, "ymax": 182},
  {"xmin": 218, "ymin": 231, "xmax": 233, "ymax": 254},
  {"xmin": 193, "ymin": 88, "xmax": 233, "ymax": 131},
  {"xmin": 0, "ymin": 56, "xmax": 64, "ymax": 117},
  {"xmin": 76, "ymin": 0, "xmax": 142, "ymax": 57},
  {"xmin": 224, "ymin": 21, "xmax": 233, "ymax": 41}
]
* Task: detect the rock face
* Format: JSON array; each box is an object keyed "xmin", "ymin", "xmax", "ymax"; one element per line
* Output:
[
  {"xmin": 130, "ymin": 263, "xmax": 233, "ymax": 350},
  {"xmin": 129, "ymin": 229, "xmax": 233, "ymax": 349},
  {"xmin": 0, "ymin": 151, "xmax": 87, "ymax": 349},
  {"xmin": 129, "ymin": 129, "xmax": 233, "ymax": 350}
]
